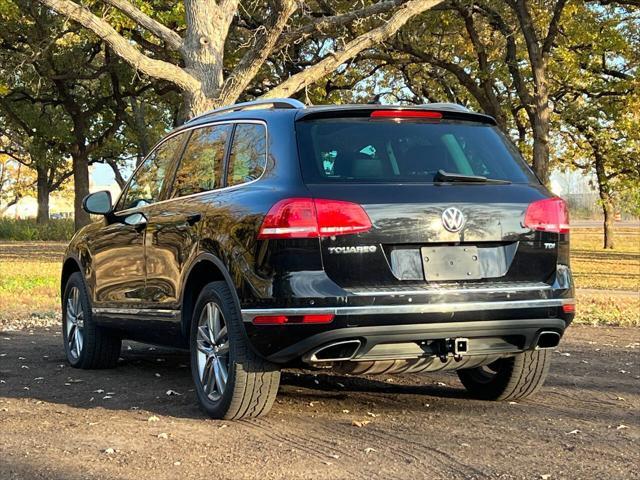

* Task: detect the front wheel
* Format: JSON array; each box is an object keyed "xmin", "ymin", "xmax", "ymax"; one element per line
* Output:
[
  {"xmin": 190, "ymin": 281, "xmax": 280, "ymax": 419},
  {"xmin": 62, "ymin": 272, "xmax": 121, "ymax": 369},
  {"xmin": 457, "ymin": 349, "xmax": 552, "ymax": 401}
]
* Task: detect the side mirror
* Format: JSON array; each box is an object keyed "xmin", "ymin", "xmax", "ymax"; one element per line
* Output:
[{"xmin": 82, "ymin": 190, "xmax": 113, "ymax": 215}]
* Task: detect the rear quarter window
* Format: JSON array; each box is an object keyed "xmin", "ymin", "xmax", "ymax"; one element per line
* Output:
[
  {"xmin": 226, "ymin": 123, "xmax": 267, "ymax": 187},
  {"xmin": 296, "ymin": 118, "xmax": 536, "ymax": 184}
]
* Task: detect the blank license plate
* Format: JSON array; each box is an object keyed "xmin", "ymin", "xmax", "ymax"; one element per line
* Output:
[{"xmin": 421, "ymin": 246, "xmax": 482, "ymax": 281}]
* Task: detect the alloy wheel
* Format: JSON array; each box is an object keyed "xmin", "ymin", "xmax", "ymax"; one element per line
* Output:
[
  {"xmin": 66, "ymin": 286, "xmax": 84, "ymax": 360},
  {"xmin": 196, "ymin": 302, "xmax": 230, "ymax": 401}
]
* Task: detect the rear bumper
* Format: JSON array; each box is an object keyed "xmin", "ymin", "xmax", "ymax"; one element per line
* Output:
[
  {"xmin": 241, "ymin": 297, "xmax": 574, "ymax": 364},
  {"xmin": 259, "ymin": 317, "xmax": 567, "ymax": 363},
  {"xmin": 242, "ymin": 298, "xmax": 573, "ymax": 321}
]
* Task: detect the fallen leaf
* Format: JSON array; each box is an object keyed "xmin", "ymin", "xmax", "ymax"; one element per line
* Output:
[
  {"xmin": 364, "ymin": 447, "xmax": 377, "ymax": 454},
  {"xmin": 565, "ymin": 429, "xmax": 580, "ymax": 435},
  {"xmin": 157, "ymin": 433, "xmax": 168, "ymax": 439},
  {"xmin": 366, "ymin": 412, "xmax": 378, "ymax": 418},
  {"xmin": 103, "ymin": 448, "xmax": 115, "ymax": 455},
  {"xmin": 352, "ymin": 420, "xmax": 371, "ymax": 428},
  {"xmin": 540, "ymin": 474, "xmax": 552, "ymax": 480},
  {"xmin": 616, "ymin": 425, "xmax": 629, "ymax": 430}
]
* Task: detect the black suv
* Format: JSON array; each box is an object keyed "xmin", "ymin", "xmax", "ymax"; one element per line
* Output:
[{"xmin": 61, "ymin": 99, "xmax": 575, "ymax": 419}]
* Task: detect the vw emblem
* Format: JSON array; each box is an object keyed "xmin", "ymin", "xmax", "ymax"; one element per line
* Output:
[{"xmin": 441, "ymin": 207, "xmax": 465, "ymax": 232}]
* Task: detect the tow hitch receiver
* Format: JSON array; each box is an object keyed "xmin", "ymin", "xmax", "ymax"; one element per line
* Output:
[
  {"xmin": 436, "ymin": 337, "xmax": 469, "ymax": 361},
  {"xmin": 454, "ymin": 338, "xmax": 469, "ymax": 355}
]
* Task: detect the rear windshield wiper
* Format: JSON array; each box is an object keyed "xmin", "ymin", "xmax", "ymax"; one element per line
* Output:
[{"xmin": 434, "ymin": 169, "xmax": 511, "ymax": 184}]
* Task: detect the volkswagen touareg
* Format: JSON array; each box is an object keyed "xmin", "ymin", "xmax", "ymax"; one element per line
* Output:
[{"xmin": 61, "ymin": 99, "xmax": 574, "ymax": 419}]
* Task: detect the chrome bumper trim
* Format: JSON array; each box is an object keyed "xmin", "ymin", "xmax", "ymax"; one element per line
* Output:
[
  {"xmin": 347, "ymin": 283, "xmax": 552, "ymax": 296},
  {"xmin": 92, "ymin": 307, "xmax": 179, "ymax": 318},
  {"xmin": 242, "ymin": 298, "xmax": 573, "ymax": 322}
]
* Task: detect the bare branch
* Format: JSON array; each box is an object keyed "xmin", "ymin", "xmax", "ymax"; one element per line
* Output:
[
  {"xmin": 220, "ymin": 0, "xmax": 297, "ymax": 104},
  {"xmin": 262, "ymin": 0, "xmax": 444, "ymax": 99},
  {"xmin": 37, "ymin": 0, "xmax": 200, "ymax": 93},
  {"xmin": 102, "ymin": 0, "xmax": 183, "ymax": 51},
  {"xmin": 279, "ymin": 0, "xmax": 406, "ymax": 46}
]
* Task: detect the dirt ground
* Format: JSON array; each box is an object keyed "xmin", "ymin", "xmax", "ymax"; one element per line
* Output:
[{"xmin": 0, "ymin": 325, "xmax": 638, "ymax": 480}]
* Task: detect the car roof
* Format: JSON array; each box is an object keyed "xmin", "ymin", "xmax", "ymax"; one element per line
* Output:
[{"xmin": 180, "ymin": 101, "xmax": 496, "ymax": 132}]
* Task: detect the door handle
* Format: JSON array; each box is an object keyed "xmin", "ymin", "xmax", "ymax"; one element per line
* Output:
[{"xmin": 186, "ymin": 213, "xmax": 202, "ymax": 226}]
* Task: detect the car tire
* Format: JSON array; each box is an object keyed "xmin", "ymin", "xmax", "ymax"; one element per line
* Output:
[
  {"xmin": 62, "ymin": 272, "xmax": 122, "ymax": 369},
  {"xmin": 457, "ymin": 349, "xmax": 551, "ymax": 401},
  {"xmin": 190, "ymin": 281, "xmax": 280, "ymax": 419}
]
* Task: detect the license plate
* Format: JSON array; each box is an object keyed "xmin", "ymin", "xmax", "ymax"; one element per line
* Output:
[{"xmin": 421, "ymin": 246, "xmax": 482, "ymax": 281}]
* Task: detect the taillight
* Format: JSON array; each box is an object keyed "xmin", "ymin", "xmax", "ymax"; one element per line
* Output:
[
  {"xmin": 562, "ymin": 303, "xmax": 575, "ymax": 314},
  {"xmin": 370, "ymin": 110, "xmax": 442, "ymax": 119},
  {"xmin": 524, "ymin": 197, "xmax": 570, "ymax": 234},
  {"xmin": 252, "ymin": 314, "xmax": 335, "ymax": 325},
  {"xmin": 258, "ymin": 198, "xmax": 372, "ymax": 239}
]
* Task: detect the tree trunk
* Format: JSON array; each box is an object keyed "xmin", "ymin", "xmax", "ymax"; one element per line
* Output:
[
  {"xmin": 594, "ymin": 152, "xmax": 615, "ymax": 249},
  {"xmin": 531, "ymin": 116, "xmax": 550, "ymax": 185},
  {"xmin": 72, "ymin": 152, "xmax": 91, "ymax": 230},
  {"xmin": 601, "ymin": 196, "xmax": 615, "ymax": 250},
  {"xmin": 530, "ymin": 63, "xmax": 551, "ymax": 186},
  {"xmin": 36, "ymin": 163, "xmax": 50, "ymax": 224}
]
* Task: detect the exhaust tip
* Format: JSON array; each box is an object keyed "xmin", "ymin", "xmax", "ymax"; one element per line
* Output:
[
  {"xmin": 304, "ymin": 340, "xmax": 362, "ymax": 363},
  {"xmin": 537, "ymin": 331, "xmax": 561, "ymax": 349}
]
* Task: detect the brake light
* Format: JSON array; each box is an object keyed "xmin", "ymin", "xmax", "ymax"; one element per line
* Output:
[
  {"xmin": 562, "ymin": 303, "xmax": 575, "ymax": 314},
  {"xmin": 370, "ymin": 110, "xmax": 442, "ymax": 119},
  {"xmin": 252, "ymin": 314, "xmax": 335, "ymax": 325},
  {"xmin": 524, "ymin": 197, "xmax": 570, "ymax": 234},
  {"xmin": 258, "ymin": 198, "xmax": 372, "ymax": 239}
]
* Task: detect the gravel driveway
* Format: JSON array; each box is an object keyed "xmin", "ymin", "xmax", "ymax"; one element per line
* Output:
[{"xmin": 0, "ymin": 325, "xmax": 638, "ymax": 480}]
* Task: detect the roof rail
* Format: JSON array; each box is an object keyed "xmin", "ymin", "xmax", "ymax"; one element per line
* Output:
[
  {"xmin": 186, "ymin": 98, "xmax": 305, "ymax": 123},
  {"xmin": 421, "ymin": 102, "xmax": 470, "ymax": 112}
]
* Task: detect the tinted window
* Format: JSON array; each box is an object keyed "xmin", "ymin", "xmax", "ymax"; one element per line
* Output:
[
  {"xmin": 227, "ymin": 123, "xmax": 267, "ymax": 187},
  {"xmin": 296, "ymin": 119, "xmax": 535, "ymax": 183},
  {"xmin": 119, "ymin": 133, "xmax": 186, "ymax": 210},
  {"xmin": 172, "ymin": 124, "xmax": 231, "ymax": 197}
]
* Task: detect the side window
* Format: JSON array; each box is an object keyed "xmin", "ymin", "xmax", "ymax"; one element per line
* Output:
[
  {"xmin": 171, "ymin": 124, "xmax": 231, "ymax": 198},
  {"xmin": 226, "ymin": 123, "xmax": 267, "ymax": 187},
  {"xmin": 119, "ymin": 133, "xmax": 186, "ymax": 211}
]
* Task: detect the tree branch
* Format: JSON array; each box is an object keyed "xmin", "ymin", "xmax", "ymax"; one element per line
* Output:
[
  {"xmin": 279, "ymin": 0, "xmax": 406, "ymax": 46},
  {"xmin": 37, "ymin": 0, "xmax": 200, "ymax": 93},
  {"xmin": 542, "ymin": 0, "xmax": 568, "ymax": 55},
  {"xmin": 102, "ymin": 0, "xmax": 183, "ymax": 51},
  {"xmin": 262, "ymin": 0, "xmax": 444, "ymax": 99},
  {"xmin": 220, "ymin": 0, "xmax": 297, "ymax": 104}
]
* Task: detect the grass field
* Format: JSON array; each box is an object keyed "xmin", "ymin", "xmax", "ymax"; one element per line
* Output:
[
  {"xmin": 571, "ymin": 226, "xmax": 639, "ymax": 291},
  {"xmin": 0, "ymin": 226, "xmax": 638, "ymax": 330}
]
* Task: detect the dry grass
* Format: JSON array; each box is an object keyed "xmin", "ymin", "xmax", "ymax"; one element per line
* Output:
[
  {"xmin": 0, "ymin": 242, "xmax": 64, "ymax": 329},
  {"xmin": 571, "ymin": 226, "xmax": 640, "ymax": 291},
  {"xmin": 574, "ymin": 291, "xmax": 639, "ymax": 327},
  {"xmin": 0, "ymin": 227, "xmax": 638, "ymax": 329}
]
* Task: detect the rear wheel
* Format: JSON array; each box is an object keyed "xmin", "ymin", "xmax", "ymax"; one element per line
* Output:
[
  {"xmin": 190, "ymin": 281, "xmax": 280, "ymax": 419},
  {"xmin": 457, "ymin": 349, "xmax": 551, "ymax": 401},
  {"xmin": 62, "ymin": 272, "xmax": 121, "ymax": 369}
]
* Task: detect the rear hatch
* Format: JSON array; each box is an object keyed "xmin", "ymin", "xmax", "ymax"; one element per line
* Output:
[{"xmin": 295, "ymin": 108, "xmax": 564, "ymax": 290}]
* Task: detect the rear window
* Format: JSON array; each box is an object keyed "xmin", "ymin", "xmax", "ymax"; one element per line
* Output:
[{"xmin": 296, "ymin": 119, "xmax": 536, "ymax": 184}]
